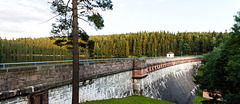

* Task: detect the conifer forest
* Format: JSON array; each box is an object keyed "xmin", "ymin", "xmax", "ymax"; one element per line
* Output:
[{"xmin": 0, "ymin": 31, "xmax": 228, "ymax": 62}]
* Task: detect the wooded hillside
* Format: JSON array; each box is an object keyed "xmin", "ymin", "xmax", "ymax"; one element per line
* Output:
[
  {"xmin": 90, "ymin": 31, "xmax": 228, "ymax": 57},
  {"xmin": 1, "ymin": 31, "xmax": 228, "ymax": 59}
]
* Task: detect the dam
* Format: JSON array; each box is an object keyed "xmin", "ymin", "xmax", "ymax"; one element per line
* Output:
[{"xmin": 0, "ymin": 56, "xmax": 201, "ymax": 104}]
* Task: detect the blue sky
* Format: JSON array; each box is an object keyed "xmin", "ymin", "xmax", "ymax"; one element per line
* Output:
[{"xmin": 0, "ymin": 0, "xmax": 239, "ymax": 39}]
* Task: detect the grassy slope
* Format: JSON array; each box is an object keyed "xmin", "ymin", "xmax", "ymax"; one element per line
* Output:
[
  {"xmin": 81, "ymin": 95, "xmax": 174, "ymax": 104},
  {"xmin": 193, "ymin": 90, "xmax": 209, "ymax": 104},
  {"xmin": 192, "ymin": 68, "xmax": 209, "ymax": 104}
]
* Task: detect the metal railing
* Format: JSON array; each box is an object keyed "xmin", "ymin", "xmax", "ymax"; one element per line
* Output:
[{"xmin": 0, "ymin": 56, "xmax": 201, "ymax": 69}]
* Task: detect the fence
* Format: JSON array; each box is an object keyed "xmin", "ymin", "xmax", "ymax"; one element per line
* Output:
[{"xmin": 0, "ymin": 56, "xmax": 201, "ymax": 69}]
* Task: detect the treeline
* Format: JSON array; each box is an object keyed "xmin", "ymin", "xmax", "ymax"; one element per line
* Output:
[
  {"xmin": 1, "ymin": 38, "xmax": 71, "ymax": 57},
  {"xmin": 90, "ymin": 31, "xmax": 228, "ymax": 57},
  {"xmin": 194, "ymin": 11, "xmax": 240, "ymax": 103},
  {"xmin": 0, "ymin": 31, "xmax": 228, "ymax": 59},
  {"xmin": 0, "ymin": 39, "xmax": 3, "ymax": 61}
]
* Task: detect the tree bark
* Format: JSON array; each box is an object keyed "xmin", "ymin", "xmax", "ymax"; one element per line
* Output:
[{"xmin": 72, "ymin": 0, "xmax": 79, "ymax": 103}]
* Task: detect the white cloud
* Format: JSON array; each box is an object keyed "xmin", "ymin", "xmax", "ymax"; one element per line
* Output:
[
  {"xmin": 156, "ymin": 0, "xmax": 164, "ymax": 2},
  {"xmin": 135, "ymin": 0, "xmax": 165, "ymax": 8},
  {"xmin": 0, "ymin": 0, "xmax": 53, "ymax": 39},
  {"xmin": 0, "ymin": 0, "xmax": 237, "ymax": 40}
]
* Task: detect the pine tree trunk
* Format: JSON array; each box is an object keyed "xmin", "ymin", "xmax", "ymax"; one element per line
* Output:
[{"xmin": 72, "ymin": 0, "xmax": 79, "ymax": 103}]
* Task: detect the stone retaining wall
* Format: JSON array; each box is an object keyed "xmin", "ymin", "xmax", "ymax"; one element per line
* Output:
[
  {"xmin": 0, "ymin": 57, "xmax": 201, "ymax": 104},
  {"xmin": 49, "ymin": 71, "xmax": 133, "ymax": 103},
  {"xmin": 0, "ymin": 60, "xmax": 133, "ymax": 100}
]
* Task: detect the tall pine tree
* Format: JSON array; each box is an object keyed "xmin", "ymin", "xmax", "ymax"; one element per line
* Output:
[{"xmin": 50, "ymin": 0, "xmax": 112, "ymax": 103}]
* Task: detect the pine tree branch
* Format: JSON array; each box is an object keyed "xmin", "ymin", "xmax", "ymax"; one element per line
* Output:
[
  {"xmin": 39, "ymin": 14, "xmax": 60, "ymax": 24},
  {"xmin": 78, "ymin": 17, "xmax": 88, "ymax": 23},
  {"xmin": 65, "ymin": 0, "xmax": 71, "ymax": 24}
]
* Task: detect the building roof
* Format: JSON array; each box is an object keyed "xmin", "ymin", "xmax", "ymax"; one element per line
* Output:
[{"xmin": 167, "ymin": 51, "xmax": 174, "ymax": 54}]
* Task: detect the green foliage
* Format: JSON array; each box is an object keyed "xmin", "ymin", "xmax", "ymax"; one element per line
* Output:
[
  {"xmin": 50, "ymin": 1, "xmax": 113, "ymax": 103},
  {"xmin": 193, "ymin": 90, "xmax": 209, "ymax": 104},
  {"xmin": 182, "ymin": 43, "xmax": 191, "ymax": 55},
  {"xmin": 88, "ymin": 13, "xmax": 104, "ymax": 29},
  {"xmin": 88, "ymin": 40, "xmax": 95, "ymax": 58},
  {"xmin": 50, "ymin": 0, "xmax": 113, "ymax": 57},
  {"xmin": 94, "ymin": 42, "xmax": 100, "ymax": 57},
  {"xmin": 194, "ymin": 11, "xmax": 240, "ymax": 104},
  {"xmin": 0, "ymin": 38, "xmax": 3, "ymax": 62},
  {"xmin": 81, "ymin": 95, "xmax": 174, "ymax": 104},
  {"xmin": 1, "ymin": 38, "xmax": 71, "ymax": 57},
  {"xmin": 197, "ymin": 66, "xmax": 204, "ymax": 76},
  {"xmin": 194, "ymin": 45, "xmax": 223, "ymax": 102},
  {"xmin": 218, "ymin": 11, "xmax": 240, "ymax": 104},
  {"xmin": 1, "ymin": 31, "xmax": 227, "ymax": 60},
  {"xmin": 90, "ymin": 31, "xmax": 228, "ymax": 58},
  {"xmin": 125, "ymin": 41, "xmax": 129, "ymax": 57},
  {"xmin": 50, "ymin": 0, "xmax": 112, "ymax": 37}
]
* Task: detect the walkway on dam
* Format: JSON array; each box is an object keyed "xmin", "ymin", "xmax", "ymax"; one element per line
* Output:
[{"xmin": 0, "ymin": 56, "xmax": 201, "ymax": 69}]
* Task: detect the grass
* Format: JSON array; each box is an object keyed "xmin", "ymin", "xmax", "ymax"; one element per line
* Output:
[
  {"xmin": 197, "ymin": 65, "xmax": 204, "ymax": 76},
  {"xmin": 197, "ymin": 69, "xmax": 203, "ymax": 76},
  {"xmin": 193, "ymin": 68, "xmax": 209, "ymax": 104},
  {"xmin": 81, "ymin": 95, "xmax": 174, "ymax": 104},
  {"xmin": 192, "ymin": 90, "xmax": 209, "ymax": 104},
  {"xmin": 80, "ymin": 91, "xmax": 208, "ymax": 104}
]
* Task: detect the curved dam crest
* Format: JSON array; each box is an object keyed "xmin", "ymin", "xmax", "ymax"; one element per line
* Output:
[{"xmin": 0, "ymin": 57, "xmax": 201, "ymax": 104}]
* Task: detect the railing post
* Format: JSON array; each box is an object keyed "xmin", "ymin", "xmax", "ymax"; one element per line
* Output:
[{"xmin": 3, "ymin": 64, "xmax": 5, "ymax": 69}]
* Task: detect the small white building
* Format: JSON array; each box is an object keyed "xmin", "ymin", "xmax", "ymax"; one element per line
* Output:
[{"xmin": 167, "ymin": 51, "xmax": 174, "ymax": 57}]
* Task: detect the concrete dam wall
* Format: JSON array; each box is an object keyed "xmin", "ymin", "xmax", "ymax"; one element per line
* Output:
[
  {"xmin": 140, "ymin": 62, "xmax": 200, "ymax": 104},
  {"xmin": 0, "ymin": 57, "xmax": 201, "ymax": 104}
]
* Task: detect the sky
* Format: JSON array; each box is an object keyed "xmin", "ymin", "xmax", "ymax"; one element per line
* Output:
[{"xmin": 0, "ymin": 0, "xmax": 240, "ymax": 39}]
